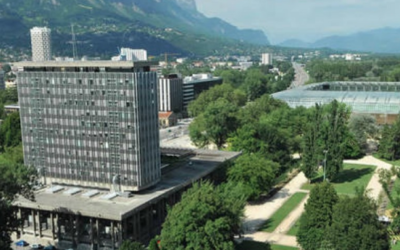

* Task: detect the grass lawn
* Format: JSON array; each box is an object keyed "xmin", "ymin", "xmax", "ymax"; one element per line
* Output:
[
  {"xmin": 260, "ymin": 192, "xmax": 307, "ymax": 232},
  {"xmin": 287, "ymin": 219, "xmax": 300, "ymax": 236},
  {"xmin": 387, "ymin": 178, "xmax": 400, "ymax": 210},
  {"xmin": 301, "ymin": 163, "xmax": 376, "ymax": 197},
  {"xmin": 271, "ymin": 245, "xmax": 299, "ymax": 250},
  {"xmin": 392, "ymin": 243, "xmax": 400, "ymax": 250},
  {"xmin": 236, "ymin": 241, "xmax": 298, "ymax": 250}
]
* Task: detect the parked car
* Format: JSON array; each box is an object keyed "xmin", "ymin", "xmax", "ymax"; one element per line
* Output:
[{"xmin": 31, "ymin": 243, "xmax": 43, "ymax": 249}]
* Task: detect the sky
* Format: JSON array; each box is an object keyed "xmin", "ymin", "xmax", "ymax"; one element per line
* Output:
[{"xmin": 195, "ymin": 0, "xmax": 400, "ymax": 44}]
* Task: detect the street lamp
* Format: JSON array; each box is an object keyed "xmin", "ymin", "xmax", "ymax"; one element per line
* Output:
[{"xmin": 323, "ymin": 150, "xmax": 328, "ymax": 182}]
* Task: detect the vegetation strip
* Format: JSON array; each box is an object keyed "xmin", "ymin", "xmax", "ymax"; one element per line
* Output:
[{"xmin": 260, "ymin": 192, "xmax": 307, "ymax": 232}]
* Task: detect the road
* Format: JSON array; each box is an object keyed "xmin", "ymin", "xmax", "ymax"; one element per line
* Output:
[
  {"xmin": 290, "ymin": 62, "xmax": 309, "ymax": 89},
  {"xmin": 159, "ymin": 119, "xmax": 191, "ymax": 141}
]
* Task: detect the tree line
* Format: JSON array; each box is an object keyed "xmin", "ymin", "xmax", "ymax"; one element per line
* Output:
[{"xmin": 306, "ymin": 57, "xmax": 400, "ymax": 83}]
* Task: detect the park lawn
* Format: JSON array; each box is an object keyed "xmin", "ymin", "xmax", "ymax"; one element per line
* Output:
[
  {"xmin": 287, "ymin": 219, "xmax": 300, "ymax": 236},
  {"xmin": 387, "ymin": 178, "xmax": 400, "ymax": 210},
  {"xmin": 392, "ymin": 243, "xmax": 400, "ymax": 250},
  {"xmin": 260, "ymin": 192, "xmax": 307, "ymax": 232},
  {"xmin": 271, "ymin": 245, "xmax": 299, "ymax": 250},
  {"xmin": 236, "ymin": 241, "xmax": 298, "ymax": 250},
  {"xmin": 301, "ymin": 163, "xmax": 376, "ymax": 197}
]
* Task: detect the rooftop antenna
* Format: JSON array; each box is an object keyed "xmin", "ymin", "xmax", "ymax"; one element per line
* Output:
[{"xmin": 71, "ymin": 24, "xmax": 78, "ymax": 60}]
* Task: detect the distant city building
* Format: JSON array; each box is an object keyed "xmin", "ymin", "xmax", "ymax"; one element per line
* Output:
[
  {"xmin": 4, "ymin": 104, "xmax": 20, "ymax": 114},
  {"xmin": 0, "ymin": 69, "xmax": 4, "ymax": 89},
  {"xmin": 16, "ymin": 61, "xmax": 161, "ymax": 192},
  {"xmin": 183, "ymin": 74, "xmax": 223, "ymax": 111},
  {"xmin": 112, "ymin": 48, "xmax": 147, "ymax": 61},
  {"xmin": 158, "ymin": 74, "xmax": 183, "ymax": 112},
  {"xmin": 158, "ymin": 111, "xmax": 177, "ymax": 127},
  {"xmin": 30, "ymin": 27, "xmax": 52, "ymax": 62},
  {"xmin": 261, "ymin": 53, "xmax": 273, "ymax": 65}
]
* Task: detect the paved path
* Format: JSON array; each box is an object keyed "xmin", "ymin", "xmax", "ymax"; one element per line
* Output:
[
  {"xmin": 344, "ymin": 155, "xmax": 393, "ymax": 201},
  {"xmin": 275, "ymin": 193, "xmax": 309, "ymax": 234},
  {"xmin": 243, "ymin": 172, "xmax": 308, "ymax": 233},
  {"xmin": 241, "ymin": 155, "xmax": 391, "ymax": 248}
]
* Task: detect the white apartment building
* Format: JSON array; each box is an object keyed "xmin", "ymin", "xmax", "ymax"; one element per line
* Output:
[
  {"xmin": 30, "ymin": 27, "xmax": 52, "ymax": 62},
  {"xmin": 112, "ymin": 48, "xmax": 148, "ymax": 61},
  {"xmin": 261, "ymin": 53, "xmax": 273, "ymax": 65}
]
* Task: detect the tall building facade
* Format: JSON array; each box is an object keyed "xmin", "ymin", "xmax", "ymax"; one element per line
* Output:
[
  {"xmin": 183, "ymin": 74, "xmax": 223, "ymax": 111},
  {"xmin": 158, "ymin": 74, "xmax": 183, "ymax": 112},
  {"xmin": 30, "ymin": 27, "xmax": 52, "ymax": 62},
  {"xmin": 16, "ymin": 61, "xmax": 161, "ymax": 191},
  {"xmin": 261, "ymin": 53, "xmax": 273, "ymax": 65}
]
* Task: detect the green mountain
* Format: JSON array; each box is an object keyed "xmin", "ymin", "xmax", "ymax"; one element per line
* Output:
[{"xmin": 0, "ymin": 0, "xmax": 270, "ymax": 58}]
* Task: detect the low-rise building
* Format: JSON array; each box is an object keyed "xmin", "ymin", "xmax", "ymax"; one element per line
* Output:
[{"xmin": 13, "ymin": 150, "xmax": 241, "ymax": 250}]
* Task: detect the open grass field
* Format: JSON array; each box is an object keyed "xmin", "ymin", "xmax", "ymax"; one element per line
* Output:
[
  {"xmin": 301, "ymin": 163, "xmax": 376, "ymax": 197},
  {"xmin": 260, "ymin": 192, "xmax": 307, "ymax": 232},
  {"xmin": 236, "ymin": 241, "xmax": 298, "ymax": 250}
]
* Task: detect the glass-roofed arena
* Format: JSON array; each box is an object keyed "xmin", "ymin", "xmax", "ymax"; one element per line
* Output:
[{"xmin": 272, "ymin": 82, "xmax": 400, "ymax": 124}]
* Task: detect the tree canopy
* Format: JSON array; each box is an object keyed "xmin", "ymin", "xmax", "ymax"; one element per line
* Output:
[
  {"xmin": 160, "ymin": 181, "xmax": 247, "ymax": 250},
  {"xmin": 297, "ymin": 182, "xmax": 339, "ymax": 250},
  {"xmin": 0, "ymin": 162, "xmax": 36, "ymax": 249},
  {"xmin": 327, "ymin": 194, "xmax": 390, "ymax": 250},
  {"xmin": 227, "ymin": 154, "xmax": 279, "ymax": 200}
]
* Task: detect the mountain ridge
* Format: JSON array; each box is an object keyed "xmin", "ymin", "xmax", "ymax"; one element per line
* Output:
[
  {"xmin": 278, "ymin": 27, "xmax": 400, "ymax": 54},
  {"xmin": 0, "ymin": 0, "xmax": 270, "ymax": 58}
]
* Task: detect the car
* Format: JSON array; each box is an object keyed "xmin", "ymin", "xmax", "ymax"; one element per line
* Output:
[{"xmin": 31, "ymin": 243, "xmax": 43, "ymax": 249}]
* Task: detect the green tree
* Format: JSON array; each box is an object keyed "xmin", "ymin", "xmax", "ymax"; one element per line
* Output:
[
  {"xmin": 187, "ymin": 83, "xmax": 246, "ymax": 117},
  {"xmin": 242, "ymin": 69, "xmax": 269, "ymax": 101},
  {"xmin": 119, "ymin": 240, "xmax": 146, "ymax": 250},
  {"xmin": 324, "ymin": 100, "xmax": 348, "ymax": 180},
  {"xmin": 348, "ymin": 114, "xmax": 379, "ymax": 152},
  {"xmin": 327, "ymin": 194, "xmax": 390, "ymax": 250},
  {"xmin": 0, "ymin": 163, "xmax": 36, "ymax": 249},
  {"xmin": 148, "ymin": 238, "xmax": 160, "ymax": 250},
  {"xmin": 160, "ymin": 181, "xmax": 247, "ymax": 250},
  {"xmin": 228, "ymin": 154, "xmax": 279, "ymax": 200},
  {"xmin": 0, "ymin": 112, "xmax": 22, "ymax": 150},
  {"xmin": 189, "ymin": 98, "xmax": 238, "ymax": 149},
  {"xmin": 297, "ymin": 182, "xmax": 339, "ymax": 250},
  {"xmin": 301, "ymin": 104, "xmax": 323, "ymax": 181},
  {"xmin": 378, "ymin": 117, "xmax": 400, "ymax": 160}
]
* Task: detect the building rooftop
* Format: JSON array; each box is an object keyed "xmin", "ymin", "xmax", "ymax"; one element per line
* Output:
[
  {"xmin": 14, "ymin": 60, "xmax": 158, "ymax": 69},
  {"xmin": 272, "ymin": 81, "xmax": 400, "ymax": 114},
  {"xmin": 14, "ymin": 149, "xmax": 241, "ymax": 221}
]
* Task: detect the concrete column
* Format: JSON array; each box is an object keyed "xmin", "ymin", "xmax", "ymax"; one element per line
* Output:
[
  {"xmin": 18, "ymin": 208, "xmax": 23, "ymax": 237},
  {"xmin": 132, "ymin": 216, "xmax": 137, "ymax": 241},
  {"xmin": 32, "ymin": 210, "xmax": 37, "ymax": 237},
  {"xmin": 51, "ymin": 213, "xmax": 55, "ymax": 240},
  {"xmin": 118, "ymin": 222, "xmax": 123, "ymax": 247},
  {"xmin": 111, "ymin": 221, "xmax": 115, "ymax": 250},
  {"xmin": 38, "ymin": 211, "xmax": 42, "ymax": 238},
  {"xmin": 56, "ymin": 214, "xmax": 60, "ymax": 240},
  {"xmin": 90, "ymin": 218, "xmax": 94, "ymax": 247},
  {"xmin": 96, "ymin": 219, "xmax": 100, "ymax": 248}
]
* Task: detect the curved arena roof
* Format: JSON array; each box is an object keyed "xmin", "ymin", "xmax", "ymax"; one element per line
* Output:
[{"xmin": 272, "ymin": 82, "xmax": 400, "ymax": 115}]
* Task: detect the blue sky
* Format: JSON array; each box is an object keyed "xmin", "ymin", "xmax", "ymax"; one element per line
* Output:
[{"xmin": 196, "ymin": 0, "xmax": 400, "ymax": 44}]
